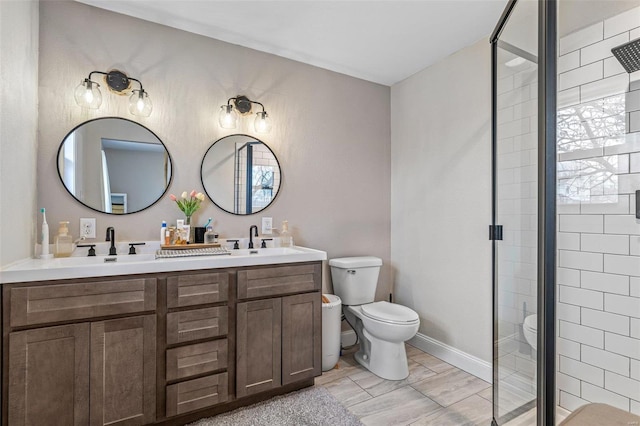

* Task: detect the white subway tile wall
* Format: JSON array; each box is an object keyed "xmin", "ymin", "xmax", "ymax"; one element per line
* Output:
[{"xmin": 556, "ymin": 6, "xmax": 640, "ymax": 414}]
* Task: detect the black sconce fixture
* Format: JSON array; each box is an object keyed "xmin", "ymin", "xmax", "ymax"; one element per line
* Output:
[
  {"xmin": 74, "ymin": 70, "xmax": 152, "ymax": 117},
  {"xmin": 218, "ymin": 95, "xmax": 272, "ymax": 133}
]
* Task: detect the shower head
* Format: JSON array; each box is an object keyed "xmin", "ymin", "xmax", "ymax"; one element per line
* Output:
[{"xmin": 611, "ymin": 37, "xmax": 640, "ymax": 73}]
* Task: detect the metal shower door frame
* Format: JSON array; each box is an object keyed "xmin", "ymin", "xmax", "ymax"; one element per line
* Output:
[{"xmin": 490, "ymin": 1, "xmax": 557, "ymax": 425}]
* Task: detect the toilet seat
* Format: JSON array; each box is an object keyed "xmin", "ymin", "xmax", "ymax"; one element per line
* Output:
[{"xmin": 361, "ymin": 301, "xmax": 419, "ymax": 325}]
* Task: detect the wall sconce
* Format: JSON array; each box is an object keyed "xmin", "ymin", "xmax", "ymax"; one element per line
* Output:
[
  {"xmin": 218, "ymin": 95, "xmax": 272, "ymax": 133},
  {"xmin": 74, "ymin": 70, "xmax": 152, "ymax": 117}
]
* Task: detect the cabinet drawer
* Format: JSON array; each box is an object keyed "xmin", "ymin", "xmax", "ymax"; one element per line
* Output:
[
  {"xmin": 166, "ymin": 339, "xmax": 228, "ymax": 381},
  {"xmin": 237, "ymin": 263, "xmax": 321, "ymax": 299},
  {"xmin": 9, "ymin": 278, "xmax": 157, "ymax": 327},
  {"xmin": 167, "ymin": 272, "xmax": 229, "ymax": 308},
  {"xmin": 166, "ymin": 306, "xmax": 228, "ymax": 345},
  {"xmin": 166, "ymin": 373, "xmax": 228, "ymax": 417}
]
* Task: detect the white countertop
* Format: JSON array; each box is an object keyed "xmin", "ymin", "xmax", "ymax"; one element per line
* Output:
[{"xmin": 0, "ymin": 245, "xmax": 327, "ymax": 284}]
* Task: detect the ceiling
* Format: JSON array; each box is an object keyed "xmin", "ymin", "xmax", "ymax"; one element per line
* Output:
[{"xmin": 76, "ymin": 0, "xmax": 509, "ymax": 86}]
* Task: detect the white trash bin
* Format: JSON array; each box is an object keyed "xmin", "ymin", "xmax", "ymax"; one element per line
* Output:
[{"xmin": 322, "ymin": 294, "xmax": 342, "ymax": 372}]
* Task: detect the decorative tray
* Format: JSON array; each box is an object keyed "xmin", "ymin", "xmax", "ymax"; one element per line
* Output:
[{"xmin": 160, "ymin": 243, "xmax": 221, "ymax": 250}]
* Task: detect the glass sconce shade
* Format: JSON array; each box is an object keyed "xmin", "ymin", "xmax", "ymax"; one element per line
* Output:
[
  {"xmin": 254, "ymin": 111, "xmax": 272, "ymax": 133},
  {"xmin": 219, "ymin": 104, "xmax": 238, "ymax": 129},
  {"xmin": 129, "ymin": 89, "xmax": 152, "ymax": 117},
  {"xmin": 74, "ymin": 79, "xmax": 102, "ymax": 109}
]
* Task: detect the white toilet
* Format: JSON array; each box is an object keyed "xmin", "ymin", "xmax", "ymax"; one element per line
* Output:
[
  {"xmin": 523, "ymin": 314, "xmax": 537, "ymax": 351},
  {"xmin": 329, "ymin": 256, "xmax": 420, "ymax": 380}
]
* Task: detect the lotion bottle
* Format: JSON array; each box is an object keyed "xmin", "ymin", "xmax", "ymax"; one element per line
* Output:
[{"xmin": 160, "ymin": 221, "xmax": 167, "ymax": 245}]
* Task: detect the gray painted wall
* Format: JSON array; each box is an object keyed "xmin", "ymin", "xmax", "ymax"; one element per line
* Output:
[
  {"xmin": 391, "ymin": 39, "xmax": 493, "ymax": 362},
  {"xmin": 36, "ymin": 1, "xmax": 392, "ymax": 297},
  {"xmin": 0, "ymin": 1, "xmax": 39, "ymax": 267}
]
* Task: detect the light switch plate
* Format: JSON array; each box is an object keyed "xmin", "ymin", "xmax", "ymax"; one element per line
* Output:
[
  {"xmin": 80, "ymin": 218, "xmax": 96, "ymax": 239},
  {"xmin": 262, "ymin": 217, "xmax": 273, "ymax": 234}
]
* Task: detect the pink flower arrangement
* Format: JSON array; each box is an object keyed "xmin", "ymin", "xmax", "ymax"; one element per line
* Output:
[{"xmin": 169, "ymin": 190, "xmax": 205, "ymax": 217}]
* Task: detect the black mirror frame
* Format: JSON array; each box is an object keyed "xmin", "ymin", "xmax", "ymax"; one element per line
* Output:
[
  {"xmin": 56, "ymin": 116, "xmax": 174, "ymax": 215},
  {"xmin": 200, "ymin": 134, "xmax": 282, "ymax": 216}
]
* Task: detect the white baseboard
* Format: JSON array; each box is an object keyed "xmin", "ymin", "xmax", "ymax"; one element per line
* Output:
[
  {"xmin": 341, "ymin": 330, "xmax": 492, "ymax": 383},
  {"xmin": 409, "ymin": 332, "xmax": 493, "ymax": 383}
]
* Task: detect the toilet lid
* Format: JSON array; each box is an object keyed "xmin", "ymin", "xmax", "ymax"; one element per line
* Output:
[
  {"xmin": 524, "ymin": 314, "xmax": 537, "ymax": 332},
  {"xmin": 361, "ymin": 301, "xmax": 419, "ymax": 324}
]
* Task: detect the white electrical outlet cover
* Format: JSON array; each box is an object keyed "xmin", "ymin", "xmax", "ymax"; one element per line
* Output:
[
  {"xmin": 262, "ymin": 217, "xmax": 273, "ymax": 234},
  {"xmin": 80, "ymin": 218, "xmax": 96, "ymax": 238}
]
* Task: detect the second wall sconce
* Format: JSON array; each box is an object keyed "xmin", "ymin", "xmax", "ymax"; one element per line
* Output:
[
  {"xmin": 219, "ymin": 95, "xmax": 272, "ymax": 133},
  {"xmin": 74, "ymin": 70, "xmax": 153, "ymax": 117}
]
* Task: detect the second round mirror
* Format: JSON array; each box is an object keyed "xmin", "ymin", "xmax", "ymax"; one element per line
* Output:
[{"xmin": 201, "ymin": 135, "xmax": 281, "ymax": 215}]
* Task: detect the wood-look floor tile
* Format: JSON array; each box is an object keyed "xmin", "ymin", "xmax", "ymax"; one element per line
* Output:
[
  {"xmin": 494, "ymin": 383, "xmax": 535, "ymax": 415},
  {"xmin": 349, "ymin": 360, "xmax": 437, "ymax": 397},
  {"xmin": 321, "ymin": 376, "xmax": 372, "ymax": 407},
  {"xmin": 349, "ymin": 386, "xmax": 441, "ymax": 426},
  {"xmin": 412, "ymin": 368, "xmax": 491, "ymax": 407},
  {"xmin": 503, "ymin": 407, "xmax": 536, "ymax": 426},
  {"xmin": 478, "ymin": 386, "xmax": 493, "ymax": 402},
  {"xmin": 406, "ymin": 343, "xmax": 424, "ymax": 358},
  {"xmin": 411, "ymin": 394, "xmax": 493, "ymax": 425},
  {"xmin": 315, "ymin": 356, "xmax": 366, "ymax": 386},
  {"xmin": 409, "ymin": 351, "xmax": 456, "ymax": 374}
]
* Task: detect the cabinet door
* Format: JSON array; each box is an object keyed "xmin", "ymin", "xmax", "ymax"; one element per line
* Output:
[
  {"xmin": 8, "ymin": 323, "xmax": 90, "ymax": 426},
  {"xmin": 236, "ymin": 299, "xmax": 282, "ymax": 397},
  {"xmin": 282, "ymin": 293, "xmax": 322, "ymax": 385},
  {"xmin": 90, "ymin": 315, "xmax": 156, "ymax": 426}
]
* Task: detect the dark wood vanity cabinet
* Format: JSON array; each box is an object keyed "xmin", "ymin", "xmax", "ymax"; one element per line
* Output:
[
  {"xmin": 236, "ymin": 298, "xmax": 282, "ymax": 397},
  {"xmin": 2, "ymin": 261, "xmax": 322, "ymax": 425},
  {"xmin": 4, "ymin": 279, "xmax": 157, "ymax": 426},
  {"xmin": 8, "ymin": 323, "xmax": 90, "ymax": 426},
  {"xmin": 90, "ymin": 315, "xmax": 156, "ymax": 426},
  {"xmin": 236, "ymin": 264, "xmax": 322, "ymax": 398},
  {"xmin": 163, "ymin": 271, "xmax": 231, "ymax": 419},
  {"xmin": 281, "ymin": 292, "xmax": 322, "ymax": 385}
]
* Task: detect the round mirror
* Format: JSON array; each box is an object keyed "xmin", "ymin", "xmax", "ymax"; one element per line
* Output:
[
  {"xmin": 201, "ymin": 134, "xmax": 281, "ymax": 215},
  {"xmin": 57, "ymin": 117, "xmax": 172, "ymax": 214}
]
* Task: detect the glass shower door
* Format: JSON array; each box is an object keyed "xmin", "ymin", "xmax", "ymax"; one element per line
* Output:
[{"xmin": 492, "ymin": 0, "xmax": 539, "ymax": 424}]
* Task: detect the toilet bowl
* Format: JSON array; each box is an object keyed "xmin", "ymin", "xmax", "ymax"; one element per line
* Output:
[
  {"xmin": 345, "ymin": 302, "xmax": 419, "ymax": 380},
  {"xmin": 329, "ymin": 256, "xmax": 420, "ymax": 381},
  {"xmin": 523, "ymin": 314, "xmax": 537, "ymax": 351}
]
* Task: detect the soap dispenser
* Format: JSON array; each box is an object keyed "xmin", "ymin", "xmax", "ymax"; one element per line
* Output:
[
  {"xmin": 280, "ymin": 220, "xmax": 293, "ymax": 247},
  {"xmin": 54, "ymin": 221, "xmax": 74, "ymax": 258}
]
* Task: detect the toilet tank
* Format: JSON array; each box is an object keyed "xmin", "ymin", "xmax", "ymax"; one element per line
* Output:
[{"xmin": 329, "ymin": 257, "xmax": 382, "ymax": 305}]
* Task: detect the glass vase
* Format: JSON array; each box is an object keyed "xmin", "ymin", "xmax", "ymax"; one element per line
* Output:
[{"xmin": 185, "ymin": 215, "xmax": 193, "ymax": 243}]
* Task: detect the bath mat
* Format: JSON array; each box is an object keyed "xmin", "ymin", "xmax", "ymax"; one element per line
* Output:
[{"xmin": 188, "ymin": 386, "xmax": 362, "ymax": 426}]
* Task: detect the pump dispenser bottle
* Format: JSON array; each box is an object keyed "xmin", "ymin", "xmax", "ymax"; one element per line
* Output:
[
  {"xmin": 280, "ymin": 220, "xmax": 293, "ymax": 247},
  {"xmin": 54, "ymin": 221, "xmax": 74, "ymax": 257}
]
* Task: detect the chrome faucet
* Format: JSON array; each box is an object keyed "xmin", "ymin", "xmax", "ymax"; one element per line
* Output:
[
  {"xmin": 106, "ymin": 227, "xmax": 117, "ymax": 255},
  {"xmin": 248, "ymin": 225, "xmax": 259, "ymax": 249}
]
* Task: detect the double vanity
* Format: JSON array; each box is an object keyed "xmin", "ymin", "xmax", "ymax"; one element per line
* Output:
[{"xmin": 0, "ymin": 246, "xmax": 326, "ymax": 425}]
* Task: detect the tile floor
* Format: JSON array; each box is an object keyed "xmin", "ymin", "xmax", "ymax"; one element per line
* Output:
[{"xmin": 315, "ymin": 343, "xmax": 494, "ymax": 426}]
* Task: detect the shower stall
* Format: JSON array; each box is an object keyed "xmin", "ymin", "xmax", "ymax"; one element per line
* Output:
[{"xmin": 491, "ymin": 1, "xmax": 640, "ymax": 424}]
